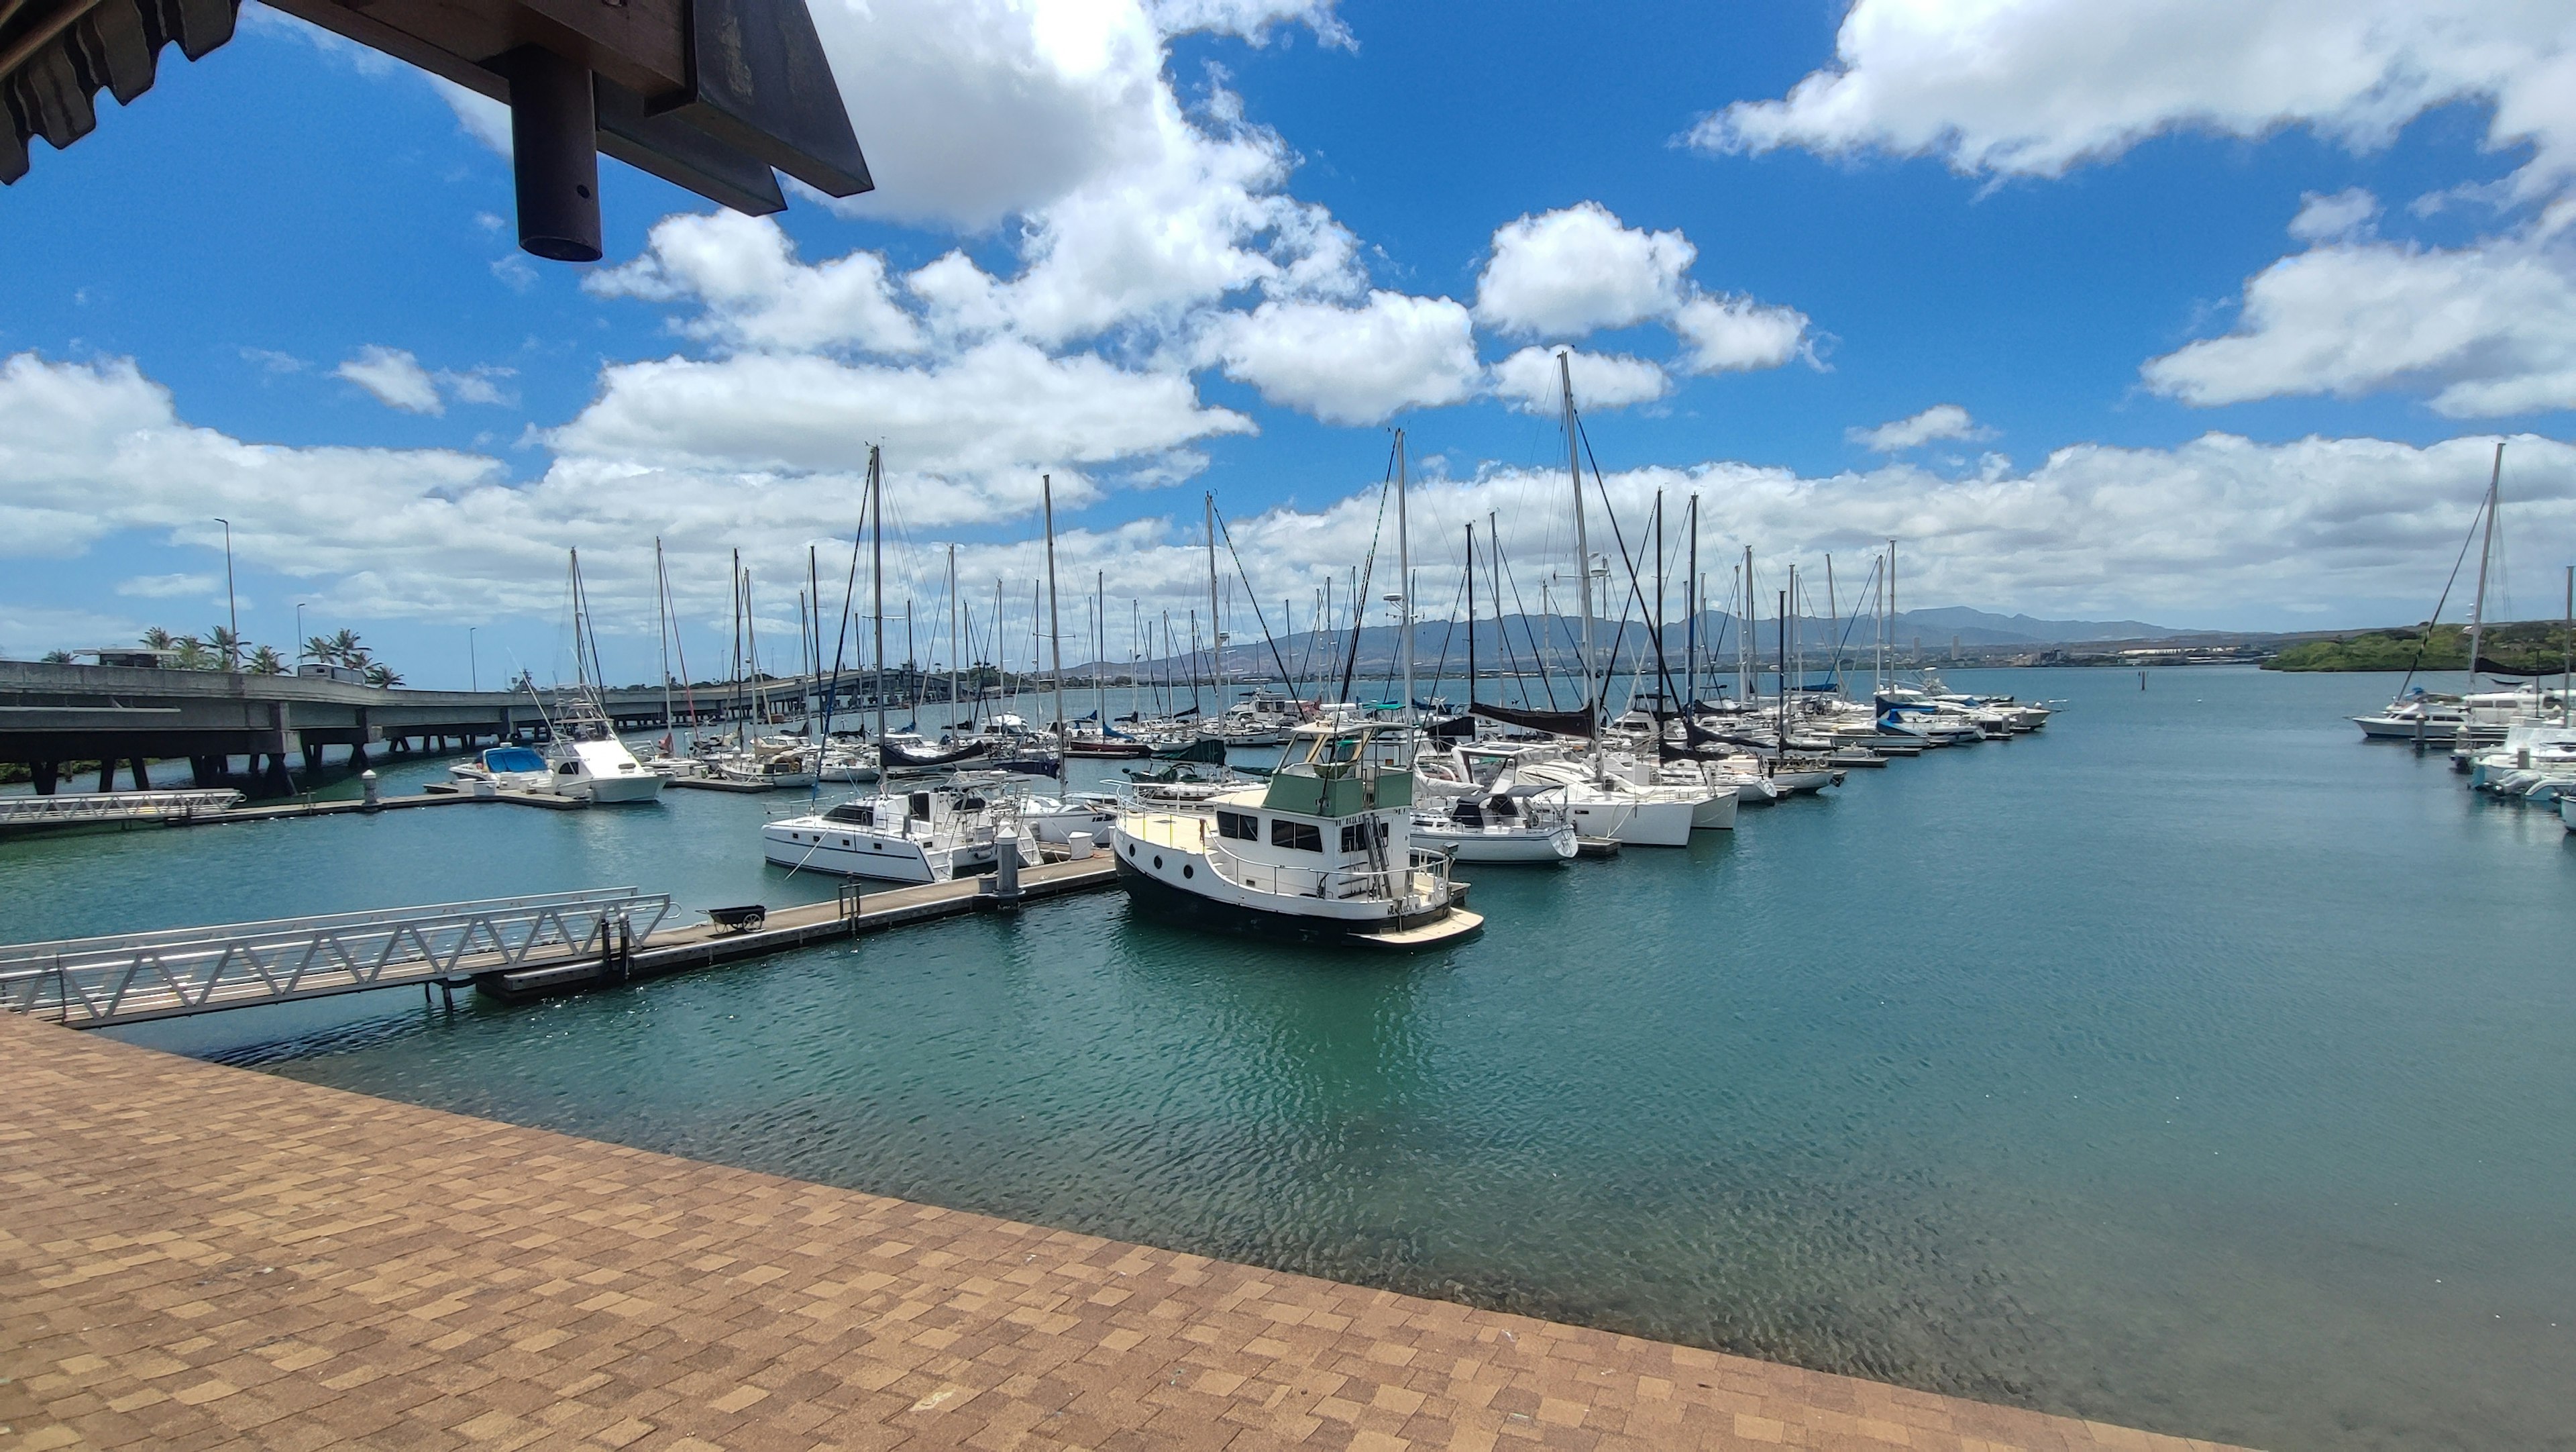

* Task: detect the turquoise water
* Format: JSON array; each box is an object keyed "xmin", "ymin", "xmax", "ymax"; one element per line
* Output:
[{"xmin": 9, "ymin": 668, "xmax": 2573, "ymax": 1450}]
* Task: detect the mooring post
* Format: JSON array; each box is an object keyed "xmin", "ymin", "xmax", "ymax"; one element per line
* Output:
[
  {"xmin": 361, "ymin": 769, "xmax": 381, "ymax": 811},
  {"xmin": 992, "ymin": 832, "xmax": 1022, "ymax": 911}
]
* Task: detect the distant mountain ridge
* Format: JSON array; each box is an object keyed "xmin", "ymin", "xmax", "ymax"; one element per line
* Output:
[{"xmin": 1065, "ymin": 606, "xmax": 2188, "ymax": 678}]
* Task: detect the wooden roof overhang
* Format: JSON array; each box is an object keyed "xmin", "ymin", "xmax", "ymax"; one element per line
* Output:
[{"xmin": 1, "ymin": 0, "xmax": 869, "ymax": 259}]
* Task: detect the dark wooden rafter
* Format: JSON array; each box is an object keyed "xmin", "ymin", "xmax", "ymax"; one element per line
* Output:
[{"xmin": 1, "ymin": 0, "xmax": 871, "ymax": 258}]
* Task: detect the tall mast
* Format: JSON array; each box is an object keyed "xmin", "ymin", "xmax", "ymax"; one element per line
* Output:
[
  {"xmin": 2562, "ymin": 563, "xmax": 2571, "ymax": 727},
  {"xmin": 2464, "ymin": 441, "xmax": 2504, "ymax": 701},
  {"xmin": 1395, "ymin": 429, "xmax": 1415, "ymax": 727},
  {"xmin": 1740, "ymin": 546, "xmax": 1754, "ymax": 701},
  {"xmin": 1560, "ymin": 352, "xmax": 1595, "ymax": 717},
  {"xmin": 1465, "ymin": 521, "xmax": 1477, "ymax": 715},
  {"xmin": 869, "ymin": 445, "xmax": 886, "ymax": 750},
  {"xmin": 729, "ymin": 548, "xmax": 744, "ymax": 746},
  {"xmin": 946, "ymin": 544, "xmax": 960, "ymax": 734},
  {"xmin": 1095, "ymin": 572, "xmax": 1108, "ymax": 729},
  {"xmin": 1685, "ymin": 495, "xmax": 1699, "ymax": 710},
  {"xmin": 1776, "ymin": 589, "xmax": 1788, "ymax": 756},
  {"xmin": 808, "ymin": 544, "xmax": 822, "ymax": 731},
  {"xmin": 655, "ymin": 537, "xmax": 673, "ymax": 736},
  {"xmin": 1204, "ymin": 492, "xmax": 1223, "ymax": 709},
  {"xmin": 1042, "ymin": 473, "xmax": 1066, "ymax": 775},
  {"xmin": 1653, "ymin": 490, "xmax": 1666, "ymax": 711},
  {"xmin": 1889, "ymin": 537, "xmax": 1900, "ymax": 668}
]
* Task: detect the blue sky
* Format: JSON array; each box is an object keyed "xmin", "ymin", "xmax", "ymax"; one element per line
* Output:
[{"xmin": 3, "ymin": 0, "xmax": 2573, "ymax": 686}]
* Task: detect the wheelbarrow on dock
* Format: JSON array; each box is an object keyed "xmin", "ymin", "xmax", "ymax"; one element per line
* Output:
[{"xmin": 706, "ymin": 904, "xmax": 767, "ymax": 933}]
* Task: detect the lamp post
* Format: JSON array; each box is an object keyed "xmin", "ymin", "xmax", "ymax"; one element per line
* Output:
[
  {"xmin": 214, "ymin": 517, "xmax": 239, "ymax": 672},
  {"xmin": 469, "ymin": 628, "xmax": 479, "ymax": 692},
  {"xmin": 294, "ymin": 602, "xmax": 307, "ymax": 669}
]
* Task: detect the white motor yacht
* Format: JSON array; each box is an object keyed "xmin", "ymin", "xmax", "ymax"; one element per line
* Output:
[
  {"xmin": 762, "ymin": 783, "xmax": 1037, "ymax": 883},
  {"xmin": 543, "ymin": 700, "xmax": 664, "ymax": 803},
  {"xmin": 1412, "ymin": 782, "xmax": 1578, "ymax": 863},
  {"xmin": 1110, "ymin": 721, "xmax": 1479, "ymax": 945}
]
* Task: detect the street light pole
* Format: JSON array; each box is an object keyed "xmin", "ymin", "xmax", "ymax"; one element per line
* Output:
[
  {"xmin": 294, "ymin": 603, "xmax": 307, "ymax": 669},
  {"xmin": 469, "ymin": 628, "xmax": 479, "ymax": 692},
  {"xmin": 214, "ymin": 517, "xmax": 239, "ymax": 672}
]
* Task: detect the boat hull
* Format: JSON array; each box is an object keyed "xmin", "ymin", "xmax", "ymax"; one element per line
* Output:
[
  {"xmin": 760, "ymin": 821, "xmax": 1021, "ymax": 883},
  {"xmin": 1416, "ymin": 825, "xmax": 1576, "ymax": 862},
  {"xmin": 580, "ymin": 773, "xmax": 666, "ymax": 804},
  {"xmin": 1112, "ymin": 853, "xmax": 1472, "ymax": 945},
  {"xmin": 1564, "ymin": 796, "xmax": 1695, "ymax": 847}
]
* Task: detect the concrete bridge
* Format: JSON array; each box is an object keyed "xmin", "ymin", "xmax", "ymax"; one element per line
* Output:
[{"xmin": 0, "ymin": 660, "xmax": 928, "ymax": 795}]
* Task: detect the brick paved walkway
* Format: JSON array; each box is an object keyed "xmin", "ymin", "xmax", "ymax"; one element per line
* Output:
[{"xmin": 0, "ymin": 1015, "xmax": 2245, "ymax": 1451}]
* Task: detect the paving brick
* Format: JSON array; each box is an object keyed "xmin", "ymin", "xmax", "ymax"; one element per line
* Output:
[{"xmin": 0, "ymin": 1014, "xmax": 2242, "ymax": 1452}]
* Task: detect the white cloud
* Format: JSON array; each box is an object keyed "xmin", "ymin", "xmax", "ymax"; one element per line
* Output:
[
  {"xmin": 1205, "ymin": 291, "xmax": 1481, "ymax": 424},
  {"xmin": 115, "ymin": 572, "xmax": 222, "ymax": 599},
  {"xmin": 586, "ymin": 211, "xmax": 927, "ymax": 354},
  {"xmin": 551, "ymin": 340, "xmax": 1252, "ymax": 498},
  {"xmin": 1670, "ymin": 295, "xmax": 1812, "ymax": 374},
  {"xmin": 2141, "ymin": 212, "xmax": 2576, "ymax": 416},
  {"xmin": 1489, "ymin": 348, "xmax": 1670, "ymax": 415},
  {"xmin": 441, "ymin": 367, "xmax": 519, "ymax": 408},
  {"xmin": 426, "ymin": 74, "xmax": 511, "ymax": 157},
  {"xmin": 1475, "ymin": 203, "xmax": 1695, "ymax": 338},
  {"xmin": 1146, "ymin": 0, "xmax": 1351, "ymax": 48},
  {"xmin": 9, "ymin": 353, "xmax": 2571, "ymax": 652},
  {"xmin": 2289, "ymin": 187, "xmax": 2381, "ymax": 242},
  {"xmin": 1694, "ymin": 0, "xmax": 2576, "ymax": 203},
  {"xmin": 335, "ymin": 346, "xmax": 443, "ymax": 415},
  {"xmin": 1851, "ymin": 404, "xmax": 1988, "ymax": 452}
]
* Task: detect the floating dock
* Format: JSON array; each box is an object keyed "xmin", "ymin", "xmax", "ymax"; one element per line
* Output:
[{"xmin": 0, "ymin": 860, "xmax": 1121, "ymax": 1029}]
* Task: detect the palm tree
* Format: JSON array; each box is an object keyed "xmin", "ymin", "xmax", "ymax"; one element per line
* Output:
[
  {"xmin": 247, "ymin": 644, "xmax": 287, "ymax": 675},
  {"xmin": 140, "ymin": 626, "xmax": 174, "ymax": 651},
  {"xmin": 171, "ymin": 635, "xmax": 214, "ymax": 670},
  {"xmin": 325, "ymin": 629, "xmax": 362, "ymax": 665},
  {"xmin": 303, "ymin": 635, "xmax": 335, "ymax": 668},
  {"xmin": 205, "ymin": 625, "xmax": 243, "ymax": 671},
  {"xmin": 362, "ymin": 663, "xmax": 404, "ymax": 688},
  {"xmin": 40, "ymin": 649, "xmax": 70, "ymax": 664}
]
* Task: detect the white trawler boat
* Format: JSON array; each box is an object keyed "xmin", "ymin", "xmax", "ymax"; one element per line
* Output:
[{"xmin": 1110, "ymin": 721, "xmax": 1480, "ymax": 946}]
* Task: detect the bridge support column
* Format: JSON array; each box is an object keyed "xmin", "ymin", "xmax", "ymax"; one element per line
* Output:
[
  {"xmin": 97, "ymin": 756, "xmax": 117, "ymax": 792},
  {"xmin": 129, "ymin": 757, "xmax": 150, "ymax": 789},
  {"xmin": 301, "ymin": 742, "xmax": 323, "ymax": 775},
  {"xmin": 349, "ymin": 742, "xmax": 370, "ymax": 772},
  {"xmin": 262, "ymin": 754, "xmax": 294, "ymax": 795},
  {"xmin": 31, "ymin": 761, "xmax": 57, "ymax": 795}
]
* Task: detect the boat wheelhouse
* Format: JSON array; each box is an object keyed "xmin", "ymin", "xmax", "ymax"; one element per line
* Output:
[{"xmin": 1110, "ymin": 722, "xmax": 1479, "ymax": 947}]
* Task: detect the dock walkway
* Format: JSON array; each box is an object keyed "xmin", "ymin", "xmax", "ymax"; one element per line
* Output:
[{"xmin": 0, "ymin": 1014, "xmax": 2242, "ymax": 1451}]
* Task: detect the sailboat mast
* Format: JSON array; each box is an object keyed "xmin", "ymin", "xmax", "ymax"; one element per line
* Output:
[
  {"xmin": 1465, "ymin": 522, "xmax": 1477, "ymax": 715},
  {"xmin": 2465, "ymin": 441, "xmax": 2504, "ymax": 701},
  {"xmin": 1204, "ymin": 493, "xmax": 1223, "ymax": 709},
  {"xmin": 946, "ymin": 545, "xmax": 960, "ymax": 734},
  {"xmin": 1685, "ymin": 495, "xmax": 1698, "ymax": 709},
  {"xmin": 1560, "ymin": 352, "xmax": 1595, "ymax": 717},
  {"xmin": 1095, "ymin": 571, "xmax": 1108, "ymax": 729},
  {"xmin": 869, "ymin": 445, "xmax": 886, "ymax": 750},
  {"xmin": 1740, "ymin": 547, "xmax": 1754, "ymax": 701},
  {"xmin": 729, "ymin": 549, "xmax": 744, "ymax": 745},
  {"xmin": 1042, "ymin": 473, "xmax": 1066, "ymax": 772},
  {"xmin": 655, "ymin": 538, "xmax": 673, "ymax": 735},
  {"xmin": 1395, "ymin": 429, "xmax": 1415, "ymax": 727}
]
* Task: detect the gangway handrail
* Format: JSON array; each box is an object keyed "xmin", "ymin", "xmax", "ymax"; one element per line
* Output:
[
  {"xmin": 0, "ymin": 888, "xmax": 671, "ymax": 1028},
  {"xmin": 0, "ymin": 887, "xmax": 652, "ymax": 964}
]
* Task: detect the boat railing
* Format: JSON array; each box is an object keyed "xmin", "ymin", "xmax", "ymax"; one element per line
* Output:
[
  {"xmin": 0, "ymin": 789, "xmax": 243, "ymax": 827},
  {"xmin": 1201, "ymin": 839, "xmax": 1453, "ymax": 909}
]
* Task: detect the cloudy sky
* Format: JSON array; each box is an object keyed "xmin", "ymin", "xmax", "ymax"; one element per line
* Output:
[{"xmin": 4, "ymin": 0, "xmax": 2574, "ymax": 684}]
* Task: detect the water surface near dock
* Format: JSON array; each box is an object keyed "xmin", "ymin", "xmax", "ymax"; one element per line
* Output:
[{"xmin": 9, "ymin": 667, "xmax": 2573, "ymax": 1451}]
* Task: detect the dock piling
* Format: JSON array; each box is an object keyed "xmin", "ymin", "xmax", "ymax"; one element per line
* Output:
[{"xmin": 992, "ymin": 832, "xmax": 1022, "ymax": 911}]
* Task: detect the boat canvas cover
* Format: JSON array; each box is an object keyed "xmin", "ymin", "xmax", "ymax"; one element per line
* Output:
[
  {"xmin": 1469, "ymin": 702, "xmax": 1596, "ymax": 738},
  {"xmin": 484, "ymin": 746, "xmax": 547, "ymax": 772},
  {"xmin": 883, "ymin": 739, "xmax": 989, "ymax": 769}
]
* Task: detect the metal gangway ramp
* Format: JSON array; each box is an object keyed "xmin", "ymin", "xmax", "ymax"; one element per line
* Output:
[{"xmin": 0, "ymin": 888, "xmax": 671, "ymax": 1028}]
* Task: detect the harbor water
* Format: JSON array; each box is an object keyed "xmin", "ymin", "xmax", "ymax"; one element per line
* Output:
[{"xmin": 6, "ymin": 666, "xmax": 2572, "ymax": 1450}]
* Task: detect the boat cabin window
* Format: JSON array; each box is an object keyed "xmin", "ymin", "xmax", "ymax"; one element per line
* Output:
[
  {"xmin": 1338, "ymin": 821, "xmax": 1383, "ymax": 853},
  {"xmin": 556, "ymin": 762, "xmax": 580, "ymax": 775},
  {"xmin": 1216, "ymin": 809, "xmax": 1258, "ymax": 841},
  {"xmin": 1271, "ymin": 819, "xmax": 1323, "ymax": 852}
]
